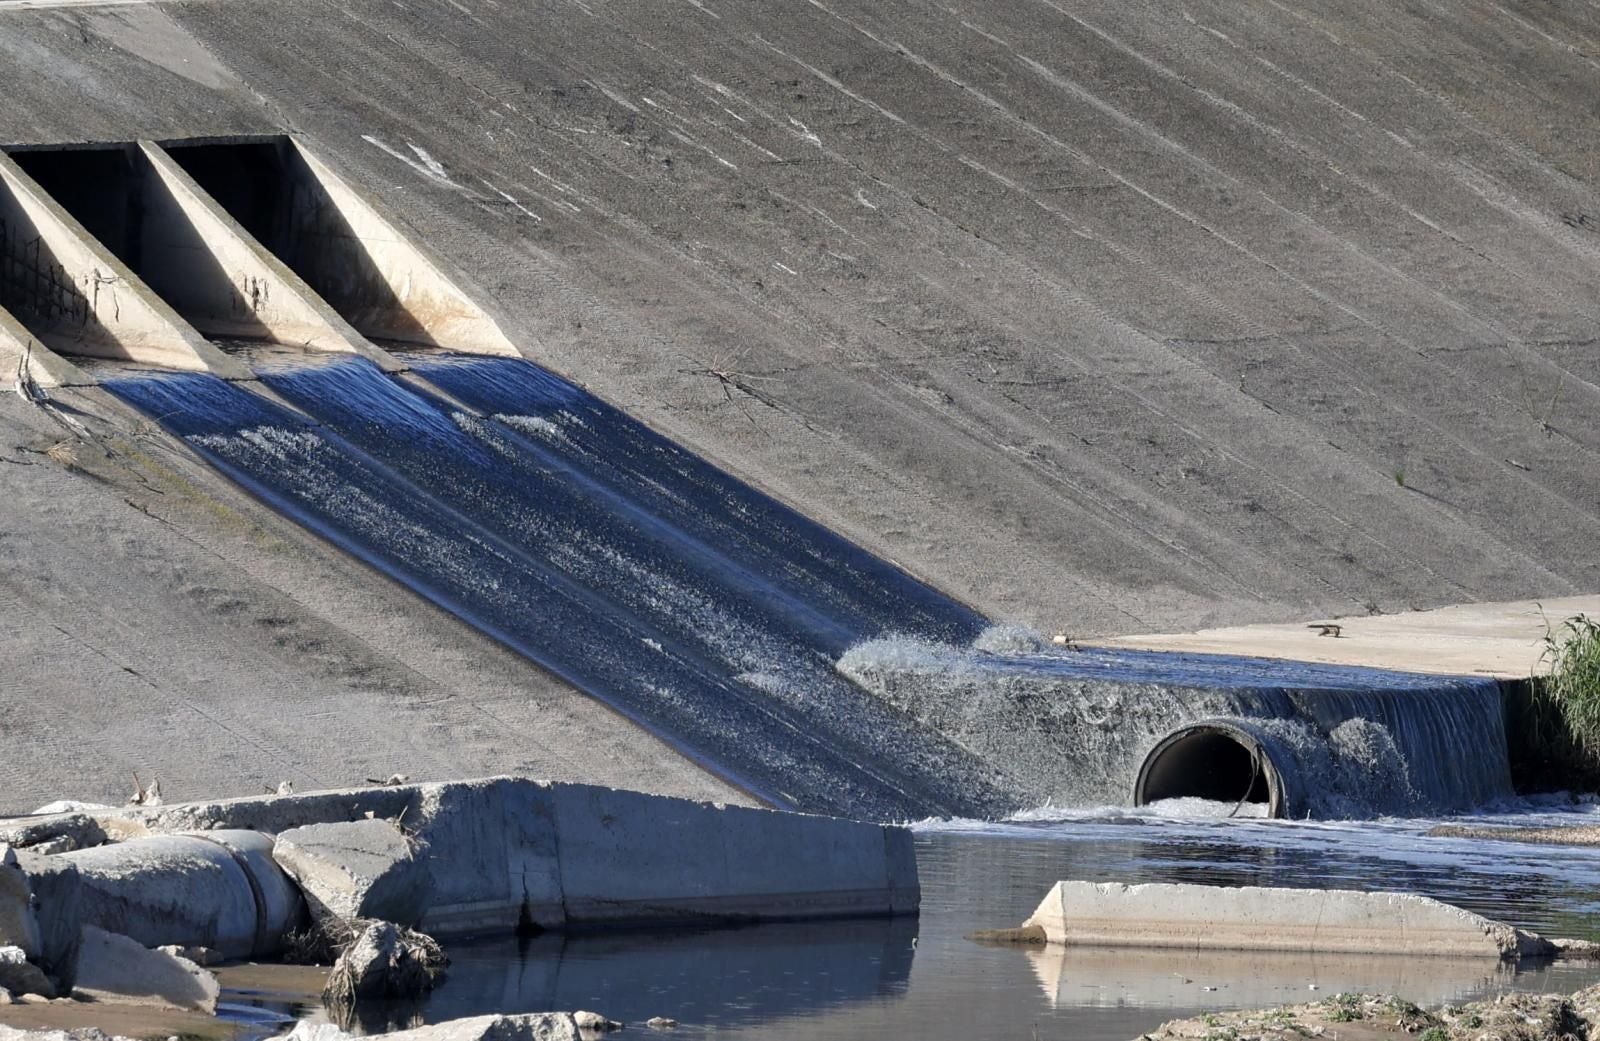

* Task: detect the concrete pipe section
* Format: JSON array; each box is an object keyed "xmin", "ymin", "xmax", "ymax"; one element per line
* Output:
[
  {"xmin": 59, "ymin": 831, "xmax": 303, "ymax": 959},
  {"xmin": 1133, "ymin": 719, "xmax": 1297, "ymax": 819}
]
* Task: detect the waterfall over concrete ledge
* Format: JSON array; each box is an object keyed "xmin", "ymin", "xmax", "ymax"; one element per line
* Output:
[{"xmin": 837, "ymin": 629, "xmax": 1514, "ymax": 819}]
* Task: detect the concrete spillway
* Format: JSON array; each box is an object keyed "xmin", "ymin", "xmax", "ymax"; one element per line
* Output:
[
  {"xmin": 104, "ymin": 350, "xmax": 1515, "ymax": 822},
  {"xmin": 0, "ymin": 130, "xmax": 1523, "ymax": 822},
  {"xmin": 102, "ymin": 354, "xmax": 1016, "ymax": 822}
]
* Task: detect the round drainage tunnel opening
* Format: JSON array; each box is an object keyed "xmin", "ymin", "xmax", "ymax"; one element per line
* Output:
[{"xmin": 1135, "ymin": 723, "xmax": 1283, "ymax": 816}]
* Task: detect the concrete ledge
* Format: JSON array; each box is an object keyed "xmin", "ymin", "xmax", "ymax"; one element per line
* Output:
[
  {"xmin": 1023, "ymin": 881, "xmax": 1529, "ymax": 959},
  {"xmin": 279, "ymin": 140, "xmax": 520, "ymax": 356},
  {"xmin": 77, "ymin": 776, "xmax": 916, "ymax": 938},
  {"xmin": 1096, "ymin": 595, "xmax": 1600, "ymax": 680}
]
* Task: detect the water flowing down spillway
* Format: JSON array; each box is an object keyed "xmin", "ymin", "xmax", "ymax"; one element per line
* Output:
[
  {"xmin": 104, "ymin": 354, "xmax": 1017, "ymax": 821},
  {"xmin": 106, "ymin": 352, "xmax": 1516, "ymax": 822},
  {"xmin": 840, "ymin": 635, "xmax": 1516, "ymax": 818}
]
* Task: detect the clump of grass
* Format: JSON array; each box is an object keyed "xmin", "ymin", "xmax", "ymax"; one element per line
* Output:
[
  {"xmin": 1540, "ymin": 614, "xmax": 1600, "ymax": 756},
  {"xmin": 1327, "ymin": 994, "xmax": 1364, "ymax": 1023}
]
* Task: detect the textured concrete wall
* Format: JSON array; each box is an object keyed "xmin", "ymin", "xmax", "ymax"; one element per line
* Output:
[{"xmin": 93, "ymin": 776, "xmax": 918, "ymax": 935}]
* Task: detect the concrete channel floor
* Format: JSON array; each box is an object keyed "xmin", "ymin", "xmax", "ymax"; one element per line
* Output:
[{"xmin": 1098, "ymin": 595, "xmax": 1600, "ymax": 680}]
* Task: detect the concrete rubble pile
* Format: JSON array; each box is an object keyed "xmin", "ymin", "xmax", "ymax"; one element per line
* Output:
[{"xmin": 0, "ymin": 775, "xmax": 919, "ymax": 1019}]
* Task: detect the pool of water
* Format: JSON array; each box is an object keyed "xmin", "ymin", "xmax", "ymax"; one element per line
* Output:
[{"xmin": 233, "ymin": 798, "xmax": 1600, "ymax": 1041}]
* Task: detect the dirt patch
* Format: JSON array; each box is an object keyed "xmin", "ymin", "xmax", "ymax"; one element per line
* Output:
[{"xmin": 0, "ymin": 998, "xmax": 239, "ymax": 1041}]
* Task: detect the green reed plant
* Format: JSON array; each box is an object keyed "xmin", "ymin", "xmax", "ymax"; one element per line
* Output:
[{"xmin": 1539, "ymin": 614, "xmax": 1600, "ymax": 757}]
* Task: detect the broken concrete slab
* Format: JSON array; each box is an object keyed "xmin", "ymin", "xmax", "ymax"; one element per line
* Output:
[
  {"xmin": 1023, "ymin": 881, "xmax": 1536, "ymax": 959},
  {"xmin": 98, "ymin": 777, "xmax": 917, "ymax": 938},
  {"xmin": 411, "ymin": 780, "xmax": 561, "ymax": 936},
  {"xmin": 0, "ymin": 817, "xmax": 104, "ymax": 856},
  {"xmin": 272, "ymin": 818, "xmax": 432, "ymax": 927},
  {"xmin": 73, "ymin": 927, "xmax": 218, "ymax": 1012},
  {"xmin": 60, "ymin": 832, "xmax": 297, "ymax": 960},
  {"xmin": 12, "ymin": 850, "xmax": 82, "ymax": 996},
  {"xmin": 0, "ymin": 948, "xmax": 53, "ymax": 1000},
  {"xmin": 0, "ymin": 850, "xmax": 40, "ymax": 960}
]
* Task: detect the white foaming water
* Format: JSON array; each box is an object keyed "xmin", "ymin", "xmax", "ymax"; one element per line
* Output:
[{"xmin": 971, "ymin": 623, "xmax": 1050, "ymax": 654}]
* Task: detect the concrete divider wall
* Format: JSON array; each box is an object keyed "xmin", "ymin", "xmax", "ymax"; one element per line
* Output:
[
  {"xmin": 0, "ymin": 152, "xmax": 247, "ymax": 377},
  {"xmin": 0, "ymin": 304, "xmax": 88, "ymax": 389},
  {"xmin": 88, "ymin": 776, "xmax": 917, "ymax": 938},
  {"xmin": 135, "ymin": 142, "xmax": 403, "ymax": 374},
  {"xmin": 1024, "ymin": 881, "xmax": 1526, "ymax": 959}
]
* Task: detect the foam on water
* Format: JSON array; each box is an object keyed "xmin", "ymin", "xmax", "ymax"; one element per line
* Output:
[{"xmin": 917, "ymin": 797, "xmax": 1600, "ymax": 920}]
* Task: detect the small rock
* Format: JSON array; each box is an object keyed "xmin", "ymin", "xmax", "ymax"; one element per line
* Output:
[
  {"xmin": 0, "ymin": 985, "xmax": 11, "ymax": 1004},
  {"xmin": 286, "ymin": 1022, "xmax": 356, "ymax": 1041},
  {"xmin": 573, "ymin": 1011, "xmax": 623, "ymax": 1032},
  {"xmin": 379, "ymin": 1013, "xmax": 582, "ymax": 1041},
  {"xmin": 323, "ymin": 921, "xmax": 445, "ymax": 1003},
  {"xmin": 1202, "ymin": 986, "xmax": 1217, "ymax": 992},
  {"xmin": 644, "ymin": 1018, "xmax": 677, "ymax": 1030}
]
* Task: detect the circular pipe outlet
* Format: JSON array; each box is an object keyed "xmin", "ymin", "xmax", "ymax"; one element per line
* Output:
[{"xmin": 1134, "ymin": 719, "xmax": 1290, "ymax": 818}]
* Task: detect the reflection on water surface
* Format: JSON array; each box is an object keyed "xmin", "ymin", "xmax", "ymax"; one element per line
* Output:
[{"xmin": 233, "ymin": 801, "xmax": 1600, "ymax": 1041}]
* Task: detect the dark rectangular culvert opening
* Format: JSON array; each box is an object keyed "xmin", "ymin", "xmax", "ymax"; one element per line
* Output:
[
  {"xmin": 165, "ymin": 138, "xmax": 440, "ymax": 346},
  {"xmin": 10, "ymin": 146, "xmax": 144, "ymax": 268},
  {"xmin": 0, "ymin": 144, "xmax": 150, "ymax": 351},
  {"xmin": 4, "ymin": 141, "xmax": 289, "ymax": 345},
  {"xmin": 163, "ymin": 140, "xmax": 290, "ymax": 253}
]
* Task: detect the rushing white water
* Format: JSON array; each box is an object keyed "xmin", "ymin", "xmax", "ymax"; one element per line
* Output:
[{"xmin": 841, "ymin": 627, "xmax": 1513, "ymax": 818}]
